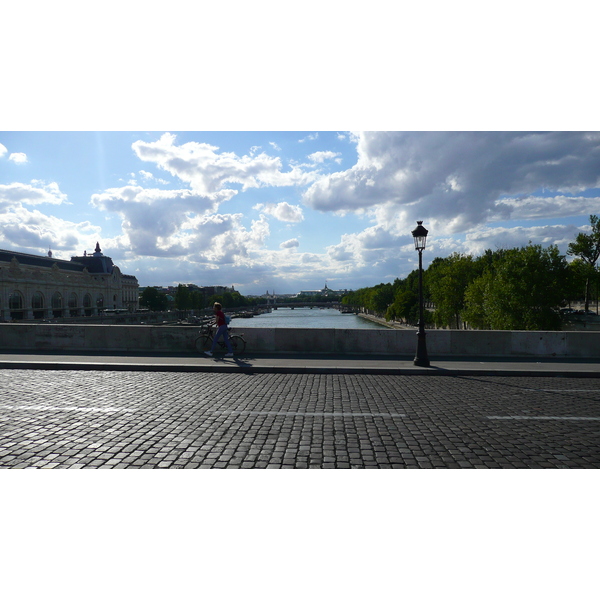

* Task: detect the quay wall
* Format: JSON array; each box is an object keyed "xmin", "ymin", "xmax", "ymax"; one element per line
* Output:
[{"xmin": 0, "ymin": 323, "xmax": 599, "ymax": 358}]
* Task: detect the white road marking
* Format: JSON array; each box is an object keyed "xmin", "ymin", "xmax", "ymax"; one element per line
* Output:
[
  {"xmin": 214, "ymin": 411, "xmax": 407, "ymax": 417},
  {"xmin": 0, "ymin": 405, "xmax": 135, "ymax": 413},
  {"xmin": 488, "ymin": 416, "xmax": 600, "ymax": 421},
  {"xmin": 523, "ymin": 389, "xmax": 600, "ymax": 393}
]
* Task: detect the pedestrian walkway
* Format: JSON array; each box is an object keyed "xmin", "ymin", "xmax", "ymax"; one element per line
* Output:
[{"xmin": 1, "ymin": 351, "xmax": 600, "ymax": 377}]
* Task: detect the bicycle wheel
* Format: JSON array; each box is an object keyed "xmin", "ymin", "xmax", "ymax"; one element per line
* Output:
[
  {"xmin": 195, "ymin": 335, "xmax": 212, "ymax": 353},
  {"xmin": 229, "ymin": 335, "xmax": 246, "ymax": 355}
]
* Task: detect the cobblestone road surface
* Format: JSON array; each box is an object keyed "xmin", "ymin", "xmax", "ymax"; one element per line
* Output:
[{"xmin": 1, "ymin": 369, "xmax": 599, "ymax": 468}]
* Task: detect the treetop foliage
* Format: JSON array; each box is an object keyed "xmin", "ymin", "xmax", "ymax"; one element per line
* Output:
[{"xmin": 341, "ymin": 216, "xmax": 600, "ymax": 331}]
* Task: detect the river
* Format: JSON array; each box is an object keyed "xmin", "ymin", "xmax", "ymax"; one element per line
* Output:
[{"xmin": 230, "ymin": 307, "xmax": 388, "ymax": 329}]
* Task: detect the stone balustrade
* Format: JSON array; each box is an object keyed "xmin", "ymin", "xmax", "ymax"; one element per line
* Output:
[{"xmin": 1, "ymin": 323, "xmax": 599, "ymax": 358}]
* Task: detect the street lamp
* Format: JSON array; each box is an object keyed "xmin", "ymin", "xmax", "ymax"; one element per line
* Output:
[{"xmin": 412, "ymin": 221, "xmax": 430, "ymax": 367}]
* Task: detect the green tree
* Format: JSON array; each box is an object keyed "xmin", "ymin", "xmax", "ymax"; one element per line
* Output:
[
  {"xmin": 369, "ymin": 283, "xmax": 394, "ymax": 315},
  {"xmin": 462, "ymin": 271, "xmax": 493, "ymax": 330},
  {"xmin": 567, "ymin": 215, "xmax": 600, "ymax": 312},
  {"xmin": 140, "ymin": 287, "xmax": 169, "ymax": 311},
  {"xmin": 463, "ymin": 244, "xmax": 569, "ymax": 330},
  {"xmin": 386, "ymin": 288, "xmax": 418, "ymax": 323},
  {"xmin": 427, "ymin": 253, "xmax": 481, "ymax": 329},
  {"xmin": 174, "ymin": 284, "xmax": 192, "ymax": 310}
]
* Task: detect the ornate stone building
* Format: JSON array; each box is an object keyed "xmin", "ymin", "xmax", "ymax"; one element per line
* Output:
[{"xmin": 0, "ymin": 243, "xmax": 138, "ymax": 321}]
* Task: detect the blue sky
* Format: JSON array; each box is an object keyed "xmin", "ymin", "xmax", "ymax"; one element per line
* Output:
[
  {"xmin": 2, "ymin": 3, "xmax": 599, "ymax": 296},
  {"xmin": 1, "ymin": 131, "xmax": 600, "ymax": 295}
]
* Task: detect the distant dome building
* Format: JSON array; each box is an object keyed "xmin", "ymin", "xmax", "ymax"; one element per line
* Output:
[
  {"xmin": 0, "ymin": 243, "xmax": 138, "ymax": 321},
  {"xmin": 299, "ymin": 283, "xmax": 340, "ymax": 297}
]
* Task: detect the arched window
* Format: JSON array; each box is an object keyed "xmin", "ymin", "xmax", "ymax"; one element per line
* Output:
[
  {"xmin": 96, "ymin": 294, "xmax": 104, "ymax": 308},
  {"xmin": 51, "ymin": 292, "xmax": 63, "ymax": 317},
  {"xmin": 32, "ymin": 291, "xmax": 45, "ymax": 319},
  {"xmin": 9, "ymin": 291, "xmax": 23, "ymax": 310},
  {"xmin": 9, "ymin": 290, "xmax": 24, "ymax": 320},
  {"xmin": 51, "ymin": 292, "xmax": 62, "ymax": 309},
  {"xmin": 68, "ymin": 292, "xmax": 78, "ymax": 309},
  {"xmin": 83, "ymin": 293, "xmax": 93, "ymax": 316},
  {"xmin": 32, "ymin": 292, "xmax": 44, "ymax": 310}
]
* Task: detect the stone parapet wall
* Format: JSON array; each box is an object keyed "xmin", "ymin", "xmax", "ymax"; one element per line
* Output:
[{"xmin": 1, "ymin": 324, "xmax": 600, "ymax": 358}]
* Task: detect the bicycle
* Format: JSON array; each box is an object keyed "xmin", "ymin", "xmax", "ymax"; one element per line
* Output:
[{"xmin": 195, "ymin": 323, "xmax": 246, "ymax": 355}]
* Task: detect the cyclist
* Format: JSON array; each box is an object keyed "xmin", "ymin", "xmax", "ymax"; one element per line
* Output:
[{"xmin": 205, "ymin": 302, "xmax": 234, "ymax": 357}]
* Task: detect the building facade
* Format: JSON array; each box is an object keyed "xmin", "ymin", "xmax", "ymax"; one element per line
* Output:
[
  {"xmin": 298, "ymin": 283, "xmax": 350, "ymax": 297},
  {"xmin": 0, "ymin": 243, "xmax": 139, "ymax": 321}
]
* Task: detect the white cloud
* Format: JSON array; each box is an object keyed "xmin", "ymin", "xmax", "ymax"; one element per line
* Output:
[
  {"xmin": 458, "ymin": 224, "xmax": 583, "ymax": 256},
  {"xmin": 0, "ymin": 143, "xmax": 7, "ymax": 157},
  {"xmin": 303, "ymin": 132, "xmax": 600, "ymax": 236},
  {"xmin": 132, "ymin": 133, "xmax": 319, "ymax": 196},
  {"xmin": 299, "ymin": 133, "xmax": 319, "ymax": 143},
  {"xmin": 139, "ymin": 170, "xmax": 169, "ymax": 185},
  {"xmin": 253, "ymin": 201, "xmax": 304, "ymax": 223},
  {"xmin": 0, "ymin": 181, "xmax": 68, "ymax": 206},
  {"xmin": 0, "ymin": 204, "xmax": 100, "ymax": 256},
  {"xmin": 91, "ymin": 185, "xmax": 226, "ymax": 256},
  {"xmin": 0, "ymin": 179, "xmax": 97, "ymax": 257},
  {"xmin": 8, "ymin": 152, "xmax": 28, "ymax": 164},
  {"xmin": 269, "ymin": 142, "xmax": 281, "ymax": 151},
  {"xmin": 308, "ymin": 150, "xmax": 342, "ymax": 164},
  {"xmin": 280, "ymin": 238, "xmax": 299, "ymax": 249},
  {"xmin": 493, "ymin": 195, "xmax": 600, "ymax": 221}
]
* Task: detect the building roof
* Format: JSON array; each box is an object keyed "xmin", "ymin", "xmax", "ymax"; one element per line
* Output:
[{"xmin": 1, "ymin": 243, "xmax": 118, "ymax": 276}]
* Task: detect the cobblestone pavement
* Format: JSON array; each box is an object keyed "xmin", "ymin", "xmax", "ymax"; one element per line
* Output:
[{"xmin": 1, "ymin": 369, "xmax": 599, "ymax": 468}]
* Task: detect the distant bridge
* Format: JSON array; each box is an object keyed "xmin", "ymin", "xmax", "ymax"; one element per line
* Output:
[{"xmin": 255, "ymin": 301, "xmax": 344, "ymax": 310}]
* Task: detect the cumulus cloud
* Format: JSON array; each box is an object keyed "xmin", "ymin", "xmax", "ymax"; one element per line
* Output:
[
  {"xmin": 139, "ymin": 170, "xmax": 169, "ymax": 185},
  {"xmin": 299, "ymin": 133, "xmax": 319, "ymax": 143},
  {"xmin": 493, "ymin": 194, "xmax": 600, "ymax": 220},
  {"xmin": 8, "ymin": 152, "xmax": 28, "ymax": 164},
  {"xmin": 0, "ymin": 143, "xmax": 7, "ymax": 157},
  {"xmin": 91, "ymin": 185, "xmax": 226, "ymax": 256},
  {"xmin": 308, "ymin": 151, "xmax": 342, "ymax": 164},
  {"xmin": 0, "ymin": 181, "xmax": 68, "ymax": 207},
  {"xmin": 458, "ymin": 224, "xmax": 584, "ymax": 256},
  {"xmin": 194, "ymin": 214, "xmax": 268, "ymax": 264},
  {"xmin": 253, "ymin": 201, "xmax": 304, "ymax": 223},
  {"xmin": 0, "ymin": 179, "xmax": 98, "ymax": 257},
  {"xmin": 303, "ymin": 132, "xmax": 600, "ymax": 237},
  {"xmin": 0, "ymin": 203, "xmax": 100, "ymax": 256},
  {"xmin": 90, "ymin": 183, "xmax": 274, "ymax": 262},
  {"xmin": 280, "ymin": 238, "xmax": 299, "ymax": 249},
  {"xmin": 132, "ymin": 133, "xmax": 319, "ymax": 196}
]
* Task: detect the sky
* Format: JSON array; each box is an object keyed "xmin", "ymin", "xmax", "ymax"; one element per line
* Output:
[{"xmin": 1, "ymin": 131, "xmax": 600, "ymax": 295}]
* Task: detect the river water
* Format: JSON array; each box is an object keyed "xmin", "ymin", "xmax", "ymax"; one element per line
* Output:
[{"xmin": 230, "ymin": 307, "xmax": 388, "ymax": 329}]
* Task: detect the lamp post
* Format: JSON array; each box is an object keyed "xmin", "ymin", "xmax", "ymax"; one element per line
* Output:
[{"xmin": 412, "ymin": 221, "xmax": 430, "ymax": 367}]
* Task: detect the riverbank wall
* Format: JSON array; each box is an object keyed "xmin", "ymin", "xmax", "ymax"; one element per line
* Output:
[
  {"xmin": 356, "ymin": 313, "xmax": 411, "ymax": 329},
  {"xmin": 1, "ymin": 323, "xmax": 600, "ymax": 358}
]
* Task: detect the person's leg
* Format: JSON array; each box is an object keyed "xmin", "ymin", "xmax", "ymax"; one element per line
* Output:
[
  {"xmin": 210, "ymin": 325, "xmax": 224, "ymax": 352},
  {"xmin": 222, "ymin": 326, "xmax": 234, "ymax": 354}
]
